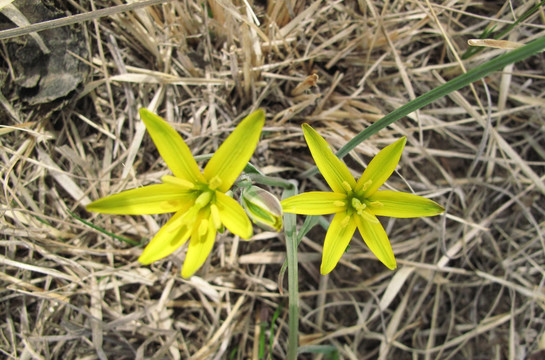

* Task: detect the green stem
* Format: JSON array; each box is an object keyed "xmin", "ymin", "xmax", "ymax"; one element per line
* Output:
[
  {"xmin": 68, "ymin": 209, "xmax": 141, "ymax": 246},
  {"xmin": 282, "ymin": 181, "xmax": 299, "ymax": 359},
  {"xmin": 245, "ymin": 173, "xmax": 295, "ymax": 189}
]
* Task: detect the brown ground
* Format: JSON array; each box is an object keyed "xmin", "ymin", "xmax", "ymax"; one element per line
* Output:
[{"xmin": 1, "ymin": 1, "xmax": 544, "ymax": 359}]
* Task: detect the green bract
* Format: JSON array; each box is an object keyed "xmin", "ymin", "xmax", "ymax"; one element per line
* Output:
[
  {"xmin": 240, "ymin": 186, "xmax": 283, "ymax": 231},
  {"xmin": 87, "ymin": 108, "xmax": 265, "ymax": 278},
  {"xmin": 281, "ymin": 124, "xmax": 444, "ymax": 275}
]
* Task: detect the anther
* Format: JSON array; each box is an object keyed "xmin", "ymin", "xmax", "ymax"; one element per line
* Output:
[
  {"xmin": 161, "ymin": 175, "xmax": 194, "ymax": 189},
  {"xmin": 359, "ymin": 179, "xmax": 373, "ymax": 192},
  {"xmin": 368, "ymin": 201, "xmax": 383, "ymax": 208},
  {"xmin": 340, "ymin": 214, "xmax": 351, "ymax": 227},
  {"xmin": 171, "ymin": 207, "xmax": 198, "ymax": 230},
  {"xmin": 208, "ymin": 176, "xmax": 223, "ymax": 190},
  {"xmin": 198, "ymin": 219, "xmax": 209, "ymax": 237},
  {"xmin": 341, "ymin": 180, "xmax": 353, "ymax": 193},
  {"xmin": 210, "ymin": 204, "xmax": 222, "ymax": 229},
  {"xmin": 194, "ymin": 191, "xmax": 212, "ymax": 209},
  {"xmin": 359, "ymin": 209, "xmax": 380, "ymax": 224}
]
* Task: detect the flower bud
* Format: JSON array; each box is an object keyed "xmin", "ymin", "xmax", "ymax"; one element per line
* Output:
[{"xmin": 240, "ymin": 186, "xmax": 283, "ymax": 231}]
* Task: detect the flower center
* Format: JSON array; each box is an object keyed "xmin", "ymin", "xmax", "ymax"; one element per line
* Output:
[
  {"xmin": 165, "ymin": 176, "xmax": 225, "ymax": 234},
  {"xmin": 168, "ymin": 187, "xmax": 216, "ymax": 231},
  {"xmin": 347, "ymin": 194, "xmax": 379, "ymax": 223},
  {"xmin": 341, "ymin": 181, "xmax": 368, "ymax": 217},
  {"xmin": 351, "ymin": 197, "xmax": 366, "ymax": 216}
]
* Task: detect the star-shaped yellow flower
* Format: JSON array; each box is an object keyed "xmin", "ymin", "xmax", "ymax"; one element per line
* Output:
[
  {"xmin": 281, "ymin": 124, "xmax": 444, "ymax": 274},
  {"xmin": 87, "ymin": 108, "xmax": 265, "ymax": 278}
]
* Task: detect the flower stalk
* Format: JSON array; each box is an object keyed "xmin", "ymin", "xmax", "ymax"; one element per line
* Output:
[{"xmin": 281, "ymin": 180, "xmax": 299, "ymax": 360}]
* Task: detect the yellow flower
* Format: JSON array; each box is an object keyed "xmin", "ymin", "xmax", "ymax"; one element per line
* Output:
[
  {"xmin": 281, "ymin": 124, "xmax": 444, "ymax": 275},
  {"xmin": 87, "ymin": 108, "xmax": 265, "ymax": 278}
]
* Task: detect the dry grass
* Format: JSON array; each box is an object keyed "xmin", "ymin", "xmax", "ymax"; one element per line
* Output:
[{"xmin": 1, "ymin": 0, "xmax": 545, "ymax": 359}]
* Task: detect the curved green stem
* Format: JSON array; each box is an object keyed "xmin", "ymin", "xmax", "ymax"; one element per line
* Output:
[
  {"xmin": 245, "ymin": 173, "xmax": 296, "ymax": 189},
  {"xmin": 301, "ymin": 35, "xmax": 545, "ymax": 178}
]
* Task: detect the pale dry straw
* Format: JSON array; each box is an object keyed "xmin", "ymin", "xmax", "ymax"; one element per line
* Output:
[{"xmin": 1, "ymin": 1, "xmax": 544, "ymax": 359}]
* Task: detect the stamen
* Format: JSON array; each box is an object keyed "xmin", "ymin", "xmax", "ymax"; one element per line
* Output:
[
  {"xmin": 341, "ymin": 180, "xmax": 353, "ymax": 192},
  {"xmin": 161, "ymin": 175, "xmax": 194, "ymax": 189},
  {"xmin": 198, "ymin": 218, "xmax": 209, "ymax": 237},
  {"xmin": 340, "ymin": 214, "xmax": 351, "ymax": 227},
  {"xmin": 358, "ymin": 209, "xmax": 380, "ymax": 224},
  {"xmin": 208, "ymin": 176, "xmax": 223, "ymax": 190},
  {"xmin": 170, "ymin": 207, "xmax": 198, "ymax": 230},
  {"xmin": 368, "ymin": 200, "xmax": 383, "ymax": 208},
  {"xmin": 210, "ymin": 204, "xmax": 222, "ymax": 229},
  {"xmin": 359, "ymin": 179, "xmax": 373, "ymax": 192},
  {"xmin": 333, "ymin": 200, "xmax": 346, "ymax": 208},
  {"xmin": 194, "ymin": 191, "xmax": 212, "ymax": 209}
]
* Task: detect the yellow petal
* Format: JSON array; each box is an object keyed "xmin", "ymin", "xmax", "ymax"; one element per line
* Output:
[
  {"xmin": 138, "ymin": 209, "xmax": 192, "ymax": 265},
  {"xmin": 161, "ymin": 175, "xmax": 195, "ymax": 189},
  {"xmin": 181, "ymin": 214, "xmax": 217, "ymax": 278},
  {"xmin": 354, "ymin": 137, "xmax": 406, "ymax": 196},
  {"xmin": 139, "ymin": 108, "xmax": 205, "ymax": 184},
  {"xmin": 354, "ymin": 210, "xmax": 396, "ymax": 270},
  {"xmin": 302, "ymin": 124, "xmax": 356, "ymax": 194},
  {"xmin": 368, "ymin": 190, "xmax": 445, "ymax": 218},
  {"xmin": 320, "ymin": 212, "xmax": 357, "ymax": 275},
  {"xmin": 215, "ymin": 191, "xmax": 253, "ymax": 239},
  {"xmin": 203, "ymin": 109, "xmax": 265, "ymax": 192},
  {"xmin": 281, "ymin": 191, "xmax": 347, "ymax": 215},
  {"xmin": 86, "ymin": 184, "xmax": 196, "ymax": 215}
]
